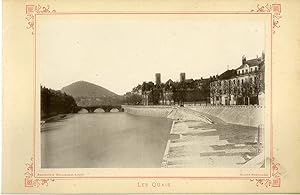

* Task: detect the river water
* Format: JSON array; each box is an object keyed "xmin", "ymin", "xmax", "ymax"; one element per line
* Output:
[{"xmin": 41, "ymin": 112, "xmax": 172, "ymax": 168}]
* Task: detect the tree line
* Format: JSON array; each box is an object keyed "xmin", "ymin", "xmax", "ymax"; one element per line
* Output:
[{"xmin": 41, "ymin": 86, "xmax": 78, "ymax": 119}]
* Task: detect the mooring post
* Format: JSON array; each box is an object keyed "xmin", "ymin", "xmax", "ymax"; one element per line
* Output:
[{"xmin": 257, "ymin": 124, "xmax": 263, "ymax": 153}]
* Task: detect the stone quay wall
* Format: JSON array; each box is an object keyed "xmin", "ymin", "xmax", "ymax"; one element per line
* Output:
[
  {"xmin": 186, "ymin": 105, "xmax": 264, "ymax": 127},
  {"xmin": 122, "ymin": 105, "xmax": 173, "ymax": 118},
  {"xmin": 123, "ymin": 105, "xmax": 264, "ymax": 127}
]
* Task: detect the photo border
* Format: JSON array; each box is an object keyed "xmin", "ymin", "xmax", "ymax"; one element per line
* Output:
[{"xmin": 24, "ymin": 3, "xmax": 282, "ymax": 188}]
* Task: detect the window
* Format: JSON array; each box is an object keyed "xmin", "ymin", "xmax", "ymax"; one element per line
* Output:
[
  {"xmin": 250, "ymin": 77, "xmax": 253, "ymax": 83},
  {"xmin": 255, "ymin": 67, "xmax": 258, "ymax": 71},
  {"xmin": 246, "ymin": 69, "xmax": 248, "ymax": 73},
  {"xmin": 237, "ymin": 80, "xmax": 240, "ymax": 86},
  {"xmin": 233, "ymin": 80, "xmax": 236, "ymax": 84},
  {"xmin": 242, "ymin": 79, "xmax": 244, "ymax": 84},
  {"xmin": 242, "ymin": 70, "xmax": 244, "ymax": 74}
]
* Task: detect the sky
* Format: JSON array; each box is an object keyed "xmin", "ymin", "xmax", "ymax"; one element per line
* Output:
[{"xmin": 38, "ymin": 15, "xmax": 265, "ymax": 95}]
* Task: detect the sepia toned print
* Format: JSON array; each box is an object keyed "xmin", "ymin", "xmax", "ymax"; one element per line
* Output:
[
  {"xmin": 39, "ymin": 13, "xmax": 266, "ymax": 169},
  {"xmin": 4, "ymin": 0, "xmax": 300, "ymax": 193}
]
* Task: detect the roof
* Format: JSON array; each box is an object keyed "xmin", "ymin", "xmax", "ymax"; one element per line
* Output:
[
  {"xmin": 195, "ymin": 77, "xmax": 209, "ymax": 81},
  {"xmin": 218, "ymin": 69, "xmax": 237, "ymax": 80},
  {"xmin": 165, "ymin": 79, "xmax": 173, "ymax": 84},
  {"xmin": 237, "ymin": 57, "xmax": 264, "ymax": 69},
  {"xmin": 185, "ymin": 79, "xmax": 194, "ymax": 83},
  {"xmin": 194, "ymin": 78, "xmax": 210, "ymax": 84}
]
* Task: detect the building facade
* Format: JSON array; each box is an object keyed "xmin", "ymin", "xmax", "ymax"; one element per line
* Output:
[
  {"xmin": 210, "ymin": 53, "xmax": 265, "ymax": 105},
  {"xmin": 138, "ymin": 53, "xmax": 265, "ymax": 106}
]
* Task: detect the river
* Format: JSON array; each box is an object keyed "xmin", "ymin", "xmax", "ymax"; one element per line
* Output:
[{"xmin": 41, "ymin": 112, "xmax": 172, "ymax": 168}]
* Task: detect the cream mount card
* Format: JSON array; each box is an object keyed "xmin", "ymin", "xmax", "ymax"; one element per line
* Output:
[{"xmin": 2, "ymin": 0, "xmax": 300, "ymax": 193}]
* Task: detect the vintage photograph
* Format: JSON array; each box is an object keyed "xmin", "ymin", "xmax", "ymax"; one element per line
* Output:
[
  {"xmin": 6, "ymin": 0, "xmax": 300, "ymax": 193},
  {"xmin": 39, "ymin": 16, "xmax": 265, "ymax": 168}
]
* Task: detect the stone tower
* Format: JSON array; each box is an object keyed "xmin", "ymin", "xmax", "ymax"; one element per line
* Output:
[
  {"xmin": 180, "ymin": 73, "xmax": 186, "ymax": 82},
  {"xmin": 155, "ymin": 73, "xmax": 161, "ymax": 85}
]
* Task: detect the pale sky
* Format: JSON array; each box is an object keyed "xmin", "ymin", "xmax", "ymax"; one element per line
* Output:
[{"xmin": 38, "ymin": 15, "xmax": 265, "ymax": 95}]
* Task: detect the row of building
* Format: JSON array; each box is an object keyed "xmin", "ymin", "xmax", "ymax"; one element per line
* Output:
[
  {"xmin": 137, "ymin": 52, "xmax": 265, "ymax": 106},
  {"xmin": 210, "ymin": 53, "xmax": 265, "ymax": 105}
]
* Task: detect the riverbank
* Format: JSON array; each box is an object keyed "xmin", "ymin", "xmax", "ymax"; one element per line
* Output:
[
  {"xmin": 123, "ymin": 105, "xmax": 264, "ymax": 168},
  {"xmin": 186, "ymin": 105, "xmax": 264, "ymax": 127},
  {"xmin": 41, "ymin": 114, "xmax": 71, "ymax": 128},
  {"xmin": 161, "ymin": 120, "xmax": 264, "ymax": 168},
  {"xmin": 122, "ymin": 105, "xmax": 173, "ymax": 118},
  {"xmin": 123, "ymin": 105, "xmax": 264, "ymax": 127},
  {"xmin": 122, "ymin": 105, "xmax": 212, "ymax": 123}
]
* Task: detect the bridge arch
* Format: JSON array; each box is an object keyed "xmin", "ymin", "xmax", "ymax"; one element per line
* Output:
[
  {"xmin": 94, "ymin": 108, "xmax": 105, "ymax": 113},
  {"xmin": 110, "ymin": 108, "xmax": 120, "ymax": 112},
  {"xmin": 77, "ymin": 105, "xmax": 124, "ymax": 113},
  {"xmin": 78, "ymin": 108, "xmax": 88, "ymax": 113}
]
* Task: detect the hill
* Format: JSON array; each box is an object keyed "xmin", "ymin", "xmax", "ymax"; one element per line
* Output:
[{"xmin": 61, "ymin": 81, "xmax": 122, "ymax": 106}]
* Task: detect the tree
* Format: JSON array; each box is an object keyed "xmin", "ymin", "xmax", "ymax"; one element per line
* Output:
[
  {"xmin": 151, "ymin": 87, "xmax": 161, "ymax": 105},
  {"xmin": 123, "ymin": 92, "xmax": 143, "ymax": 105},
  {"xmin": 40, "ymin": 86, "xmax": 78, "ymax": 119}
]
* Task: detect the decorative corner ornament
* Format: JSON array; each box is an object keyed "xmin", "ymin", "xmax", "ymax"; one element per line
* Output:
[
  {"xmin": 251, "ymin": 3, "xmax": 282, "ymax": 34},
  {"xmin": 25, "ymin": 4, "xmax": 56, "ymax": 35},
  {"xmin": 250, "ymin": 158, "xmax": 281, "ymax": 188},
  {"xmin": 25, "ymin": 157, "xmax": 55, "ymax": 187}
]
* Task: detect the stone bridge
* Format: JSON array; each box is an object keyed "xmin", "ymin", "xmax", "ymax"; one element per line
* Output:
[{"xmin": 78, "ymin": 105, "xmax": 124, "ymax": 113}]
